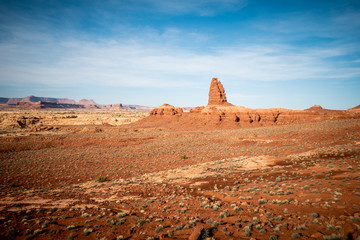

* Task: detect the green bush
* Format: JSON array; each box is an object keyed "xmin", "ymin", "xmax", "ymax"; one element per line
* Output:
[
  {"xmin": 96, "ymin": 176, "xmax": 109, "ymax": 182},
  {"xmin": 155, "ymin": 225, "xmax": 163, "ymax": 233}
]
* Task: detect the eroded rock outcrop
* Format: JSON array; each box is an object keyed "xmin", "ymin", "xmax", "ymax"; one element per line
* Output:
[
  {"xmin": 150, "ymin": 104, "xmax": 183, "ymax": 116},
  {"xmin": 133, "ymin": 77, "xmax": 360, "ymax": 130},
  {"xmin": 16, "ymin": 116, "xmax": 41, "ymax": 129},
  {"xmin": 208, "ymin": 78, "xmax": 233, "ymax": 106},
  {"xmin": 305, "ymin": 105, "xmax": 341, "ymax": 114}
]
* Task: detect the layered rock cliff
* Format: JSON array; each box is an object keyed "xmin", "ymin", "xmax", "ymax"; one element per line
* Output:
[
  {"xmin": 134, "ymin": 77, "xmax": 360, "ymax": 130},
  {"xmin": 208, "ymin": 78, "xmax": 233, "ymax": 106}
]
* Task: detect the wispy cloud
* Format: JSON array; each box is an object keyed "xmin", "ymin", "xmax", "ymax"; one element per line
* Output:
[
  {"xmin": 0, "ymin": 0, "xmax": 359, "ymax": 108},
  {"xmin": 1, "ymin": 30, "xmax": 358, "ymax": 90},
  {"xmin": 144, "ymin": 0, "xmax": 248, "ymax": 16},
  {"xmin": 252, "ymin": 9, "xmax": 360, "ymax": 42}
]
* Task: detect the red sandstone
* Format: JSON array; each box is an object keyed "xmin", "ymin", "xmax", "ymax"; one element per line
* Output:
[{"xmin": 134, "ymin": 78, "xmax": 360, "ymax": 130}]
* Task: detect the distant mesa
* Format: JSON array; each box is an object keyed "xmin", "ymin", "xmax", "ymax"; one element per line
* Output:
[
  {"xmin": 134, "ymin": 77, "xmax": 360, "ymax": 130},
  {"xmin": 105, "ymin": 103, "xmax": 124, "ymax": 109},
  {"xmin": 5, "ymin": 98, "xmax": 23, "ymax": 105},
  {"xmin": 126, "ymin": 105, "xmax": 155, "ymax": 111},
  {"xmin": 0, "ymin": 96, "xmax": 147, "ymax": 110},
  {"xmin": 78, "ymin": 99, "xmax": 97, "ymax": 105},
  {"xmin": 4, "ymin": 95, "xmax": 77, "ymax": 105},
  {"xmin": 20, "ymin": 95, "xmax": 76, "ymax": 104}
]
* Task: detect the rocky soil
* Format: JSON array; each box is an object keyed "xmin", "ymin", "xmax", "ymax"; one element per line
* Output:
[
  {"xmin": 0, "ymin": 111, "xmax": 359, "ymax": 239},
  {"xmin": 0, "ymin": 109, "xmax": 149, "ymax": 137}
]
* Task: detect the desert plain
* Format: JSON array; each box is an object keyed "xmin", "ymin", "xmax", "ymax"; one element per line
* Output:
[{"xmin": 1, "ymin": 80, "xmax": 360, "ymax": 240}]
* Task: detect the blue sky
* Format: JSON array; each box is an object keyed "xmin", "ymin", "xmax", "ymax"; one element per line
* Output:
[{"xmin": 0, "ymin": 0, "xmax": 359, "ymax": 109}]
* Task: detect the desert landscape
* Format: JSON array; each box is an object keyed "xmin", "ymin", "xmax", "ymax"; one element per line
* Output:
[{"xmin": 0, "ymin": 78, "xmax": 360, "ymax": 240}]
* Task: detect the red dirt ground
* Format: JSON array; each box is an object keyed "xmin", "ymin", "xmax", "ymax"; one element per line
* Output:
[{"xmin": 1, "ymin": 118, "xmax": 360, "ymax": 239}]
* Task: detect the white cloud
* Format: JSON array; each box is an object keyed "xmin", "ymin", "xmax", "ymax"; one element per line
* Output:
[
  {"xmin": 1, "ymin": 35, "xmax": 359, "ymax": 90},
  {"xmin": 1, "ymin": 5, "xmax": 360, "ymax": 92}
]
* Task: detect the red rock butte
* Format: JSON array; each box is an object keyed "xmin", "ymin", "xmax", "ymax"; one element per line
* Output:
[
  {"xmin": 208, "ymin": 78, "xmax": 233, "ymax": 106},
  {"xmin": 133, "ymin": 77, "xmax": 360, "ymax": 130}
]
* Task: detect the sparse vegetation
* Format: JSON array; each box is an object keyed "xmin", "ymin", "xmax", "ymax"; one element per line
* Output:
[
  {"xmin": 96, "ymin": 176, "xmax": 109, "ymax": 182},
  {"xmin": 322, "ymin": 234, "xmax": 344, "ymax": 240},
  {"xmin": 0, "ymin": 113, "xmax": 359, "ymax": 239},
  {"xmin": 155, "ymin": 225, "xmax": 163, "ymax": 233},
  {"xmin": 258, "ymin": 198, "xmax": 267, "ymax": 204},
  {"xmin": 243, "ymin": 225, "xmax": 252, "ymax": 237},
  {"xmin": 83, "ymin": 228, "xmax": 93, "ymax": 236},
  {"xmin": 137, "ymin": 219, "xmax": 147, "ymax": 228}
]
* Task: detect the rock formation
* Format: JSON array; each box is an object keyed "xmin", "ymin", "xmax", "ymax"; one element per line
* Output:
[
  {"xmin": 134, "ymin": 77, "xmax": 360, "ymax": 130},
  {"xmin": 305, "ymin": 105, "xmax": 341, "ymax": 114},
  {"xmin": 20, "ymin": 96, "xmax": 76, "ymax": 104},
  {"xmin": 150, "ymin": 104, "xmax": 183, "ymax": 116},
  {"xmin": 207, "ymin": 78, "xmax": 232, "ymax": 106},
  {"xmin": 105, "ymin": 103, "xmax": 124, "ymax": 109},
  {"xmin": 5, "ymin": 96, "xmax": 76, "ymax": 105},
  {"xmin": 306, "ymin": 105, "xmax": 323, "ymax": 111},
  {"xmin": 15, "ymin": 116, "xmax": 41, "ymax": 128},
  {"xmin": 348, "ymin": 105, "xmax": 360, "ymax": 111},
  {"xmin": 16, "ymin": 101, "xmax": 86, "ymax": 109},
  {"xmin": 6, "ymin": 98, "xmax": 22, "ymax": 105},
  {"xmin": 78, "ymin": 99, "xmax": 97, "ymax": 105},
  {"xmin": 0, "ymin": 96, "xmax": 125, "ymax": 110}
]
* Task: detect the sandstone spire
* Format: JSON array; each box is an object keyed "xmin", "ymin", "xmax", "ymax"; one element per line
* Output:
[{"xmin": 207, "ymin": 78, "xmax": 232, "ymax": 106}]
